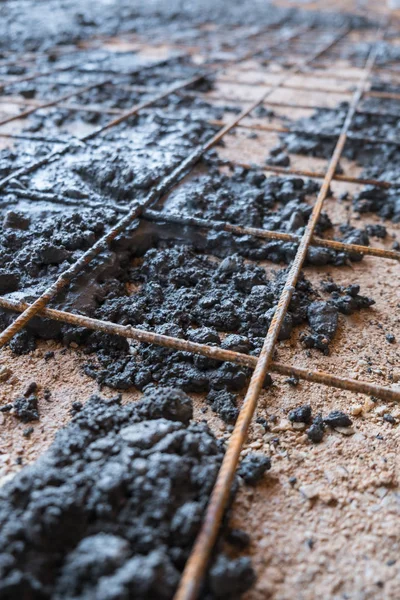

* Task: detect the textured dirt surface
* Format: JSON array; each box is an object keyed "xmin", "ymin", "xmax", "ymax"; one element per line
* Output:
[{"xmin": 1, "ymin": 1, "xmax": 400, "ymax": 599}]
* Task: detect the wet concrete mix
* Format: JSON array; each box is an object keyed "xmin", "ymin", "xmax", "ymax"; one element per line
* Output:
[{"xmin": 0, "ymin": 3, "xmax": 391, "ymax": 599}]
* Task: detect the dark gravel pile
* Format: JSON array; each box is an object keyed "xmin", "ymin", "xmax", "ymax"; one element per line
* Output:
[{"xmin": 0, "ymin": 387, "xmax": 261, "ymax": 600}]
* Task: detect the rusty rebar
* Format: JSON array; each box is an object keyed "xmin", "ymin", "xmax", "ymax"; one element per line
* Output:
[
  {"xmin": 208, "ymin": 118, "xmax": 400, "ymax": 148},
  {"xmin": 0, "ymin": 295, "xmax": 397, "ymax": 403},
  {"xmin": 174, "ymin": 25, "xmax": 385, "ymax": 600},
  {"xmin": 143, "ymin": 209, "xmax": 400, "ymax": 262},
  {"xmin": 0, "ymin": 78, "xmax": 115, "ymax": 127},
  {"xmin": 92, "ymin": 82, "xmax": 400, "ymax": 122},
  {"xmin": 216, "ymin": 77, "xmax": 400, "ymax": 102},
  {"xmin": 10, "ymin": 187, "xmax": 398, "ymax": 263},
  {"xmin": 0, "ymin": 65, "xmax": 75, "ymax": 92},
  {"xmin": 242, "ymin": 161, "xmax": 392, "ymax": 189}
]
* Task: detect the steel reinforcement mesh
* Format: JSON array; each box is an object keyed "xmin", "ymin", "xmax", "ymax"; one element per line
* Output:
[{"xmin": 0, "ymin": 12, "xmax": 399, "ymax": 599}]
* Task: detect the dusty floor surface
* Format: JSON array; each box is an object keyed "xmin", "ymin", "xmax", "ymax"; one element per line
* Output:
[{"xmin": 1, "ymin": 1, "xmax": 400, "ymax": 599}]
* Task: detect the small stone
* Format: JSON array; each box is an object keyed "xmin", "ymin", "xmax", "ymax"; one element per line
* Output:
[
  {"xmin": 386, "ymin": 334, "xmax": 396, "ymax": 344},
  {"xmin": 383, "ymin": 413, "xmax": 396, "ymax": 424},
  {"xmin": 350, "ymin": 404, "xmax": 363, "ymax": 416},
  {"xmin": 375, "ymin": 405, "xmax": 389, "ymax": 416},
  {"xmin": 22, "ymin": 427, "xmax": 34, "ymax": 438},
  {"xmin": 299, "ymin": 484, "xmax": 319, "ymax": 500},
  {"xmin": 272, "ymin": 418, "xmax": 291, "ymax": 432},
  {"xmin": 292, "ymin": 422, "xmax": 306, "ymax": 431},
  {"xmin": 252, "ymin": 423, "xmax": 265, "ymax": 437},
  {"xmin": 334, "ymin": 426, "xmax": 355, "ymax": 436},
  {"xmin": 392, "ymin": 371, "xmax": 400, "ymax": 383},
  {"xmin": 249, "ymin": 440, "xmax": 263, "ymax": 449},
  {"xmin": 0, "ymin": 366, "xmax": 11, "ymax": 382},
  {"xmin": 363, "ymin": 398, "xmax": 376, "ymax": 412}
]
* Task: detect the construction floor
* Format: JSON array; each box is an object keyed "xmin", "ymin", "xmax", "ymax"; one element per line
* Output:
[{"xmin": 0, "ymin": 1, "xmax": 400, "ymax": 599}]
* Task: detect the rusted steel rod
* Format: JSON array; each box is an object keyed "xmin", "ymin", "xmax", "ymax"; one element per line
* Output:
[
  {"xmin": 217, "ymin": 76, "xmax": 400, "ymax": 101},
  {"xmin": 208, "ymin": 118, "xmax": 400, "ymax": 148},
  {"xmin": 174, "ymin": 26, "xmax": 384, "ymax": 600},
  {"xmin": 11, "ymin": 190, "xmax": 399, "ymax": 263},
  {"xmin": 0, "ymin": 132, "xmax": 68, "ymax": 144},
  {"xmin": 0, "ymin": 28, "xmax": 332, "ymax": 348},
  {"xmin": 0, "ymin": 296, "xmax": 397, "ymax": 403},
  {"xmin": 240, "ymin": 161, "xmax": 392, "ymax": 189},
  {"xmin": 96, "ymin": 82, "xmax": 400, "ymax": 121},
  {"xmin": 0, "ymin": 65, "xmax": 75, "ymax": 92},
  {"xmin": 143, "ymin": 209, "xmax": 400, "ymax": 262},
  {"xmin": 0, "ymin": 78, "xmax": 114, "ymax": 127}
]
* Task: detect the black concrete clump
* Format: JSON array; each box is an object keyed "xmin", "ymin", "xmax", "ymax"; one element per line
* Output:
[
  {"xmin": 78, "ymin": 246, "xmax": 374, "ymax": 419},
  {"xmin": 238, "ymin": 453, "xmax": 271, "ymax": 485},
  {"xmin": 324, "ymin": 410, "xmax": 353, "ymax": 428},
  {"xmin": 306, "ymin": 415, "xmax": 325, "ymax": 444},
  {"xmin": 365, "ymin": 224, "xmax": 387, "ymax": 239},
  {"xmin": 288, "ymin": 404, "xmax": 312, "ymax": 424},
  {"xmin": 0, "ymin": 387, "xmax": 258, "ymax": 600},
  {"xmin": 80, "ymin": 247, "xmax": 316, "ymax": 399},
  {"xmin": 11, "ymin": 394, "xmax": 39, "ymax": 423},
  {"xmin": 287, "ymin": 405, "xmax": 353, "ymax": 443},
  {"xmin": 300, "ymin": 283, "xmax": 374, "ymax": 354}
]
